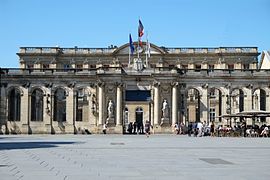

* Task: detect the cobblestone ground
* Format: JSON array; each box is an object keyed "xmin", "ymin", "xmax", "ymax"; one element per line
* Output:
[{"xmin": 0, "ymin": 135, "xmax": 270, "ymax": 180}]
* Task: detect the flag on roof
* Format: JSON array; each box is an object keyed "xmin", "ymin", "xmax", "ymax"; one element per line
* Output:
[
  {"xmin": 129, "ymin": 34, "xmax": 135, "ymax": 54},
  {"xmin": 138, "ymin": 19, "xmax": 144, "ymax": 37},
  {"xmin": 138, "ymin": 19, "xmax": 144, "ymax": 47}
]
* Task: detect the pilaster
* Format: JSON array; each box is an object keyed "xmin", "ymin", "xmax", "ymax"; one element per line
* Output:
[
  {"xmin": 98, "ymin": 81, "xmax": 104, "ymax": 125},
  {"xmin": 21, "ymin": 87, "xmax": 29, "ymax": 133},
  {"xmin": 116, "ymin": 83, "xmax": 123, "ymax": 126},
  {"xmin": 153, "ymin": 81, "xmax": 160, "ymax": 125},
  {"xmin": 199, "ymin": 86, "xmax": 208, "ymax": 122},
  {"xmin": 171, "ymin": 82, "xmax": 178, "ymax": 125},
  {"xmin": 243, "ymin": 87, "xmax": 252, "ymax": 111}
]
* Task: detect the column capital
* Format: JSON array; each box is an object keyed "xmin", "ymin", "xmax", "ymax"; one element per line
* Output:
[
  {"xmin": 153, "ymin": 80, "xmax": 160, "ymax": 87},
  {"xmin": 67, "ymin": 81, "xmax": 76, "ymax": 88},
  {"xmin": 115, "ymin": 82, "xmax": 124, "ymax": 88},
  {"xmin": 246, "ymin": 83, "xmax": 253, "ymax": 89},
  {"xmin": 201, "ymin": 83, "xmax": 208, "ymax": 89},
  {"xmin": 171, "ymin": 82, "xmax": 179, "ymax": 87},
  {"xmin": 96, "ymin": 80, "xmax": 104, "ymax": 87}
]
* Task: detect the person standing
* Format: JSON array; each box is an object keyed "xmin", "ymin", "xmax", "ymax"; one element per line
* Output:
[
  {"xmin": 173, "ymin": 123, "xmax": 180, "ymax": 135},
  {"xmin": 210, "ymin": 121, "xmax": 215, "ymax": 137},
  {"xmin": 102, "ymin": 123, "xmax": 107, "ymax": 134}
]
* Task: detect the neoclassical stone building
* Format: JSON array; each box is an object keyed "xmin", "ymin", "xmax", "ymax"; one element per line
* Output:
[{"xmin": 0, "ymin": 42, "xmax": 269, "ymax": 134}]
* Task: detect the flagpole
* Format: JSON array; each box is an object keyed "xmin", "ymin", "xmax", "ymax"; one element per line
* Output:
[
  {"xmin": 137, "ymin": 38, "xmax": 139, "ymax": 60},
  {"xmin": 129, "ymin": 45, "xmax": 131, "ymax": 67},
  {"xmin": 138, "ymin": 18, "xmax": 140, "ymax": 60},
  {"xmin": 145, "ymin": 31, "xmax": 148, "ymax": 68}
]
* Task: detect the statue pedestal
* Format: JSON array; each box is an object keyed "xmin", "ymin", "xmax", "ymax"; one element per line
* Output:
[
  {"xmin": 106, "ymin": 117, "xmax": 115, "ymax": 126},
  {"xmin": 161, "ymin": 118, "xmax": 170, "ymax": 126}
]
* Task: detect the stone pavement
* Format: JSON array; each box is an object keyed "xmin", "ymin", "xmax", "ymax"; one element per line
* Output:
[{"xmin": 0, "ymin": 135, "xmax": 270, "ymax": 180}]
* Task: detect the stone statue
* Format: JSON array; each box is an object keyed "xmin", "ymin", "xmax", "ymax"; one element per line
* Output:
[
  {"xmin": 107, "ymin": 100, "xmax": 114, "ymax": 118},
  {"xmin": 162, "ymin": 99, "xmax": 169, "ymax": 118}
]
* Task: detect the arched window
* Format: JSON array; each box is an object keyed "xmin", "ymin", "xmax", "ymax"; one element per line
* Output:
[
  {"xmin": 260, "ymin": 89, "xmax": 266, "ymax": 111},
  {"xmin": 31, "ymin": 89, "xmax": 44, "ymax": 121},
  {"xmin": 54, "ymin": 88, "xmax": 66, "ymax": 122},
  {"xmin": 124, "ymin": 107, "xmax": 129, "ymax": 125},
  {"xmin": 187, "ymin": 88, "xmax": 200, "ymax": 122},
  {"xmin": 76, "ymin": 88, "xmax": 89, "ymax": 122},
  {"xmin": 8, "ymin": 88, "xmax": 21, "ymax": 121},
  {"xmin": 209, "ymin": 88, "xmax": 222, "ymax": 122}
]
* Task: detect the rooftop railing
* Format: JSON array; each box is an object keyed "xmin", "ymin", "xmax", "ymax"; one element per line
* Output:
[
  {"xmin": 19, "ymin": 47, "xmax": 116, "ymax": 54},
  {"xmin": 18, "ymin": 47, "xmax": 258, "ymax": 55},
  {"xmin": 166, "ymin": 47, "xmax": 258, "ymax": 54}
]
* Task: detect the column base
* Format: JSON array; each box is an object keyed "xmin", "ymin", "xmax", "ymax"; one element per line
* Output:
[
  {"xmin": 45, "ymin": 124, "xmax": 52, "ymax": 134},
  {"xmin": 152, "ymin": 124, "xmax": 173, "ymax": 134},
  {"xmin": 21, "ymin": 124, "xmax": 29, "ymax": 134},
  {"xmin": 65, "ymin": 124, "xmax": 75, "ymax": 134},
  {"xmin": 106, "ymin": 117, "xmax": 115, "ymax": 126},
  {"xmin": 161, "ymin": 118, "xmax": 170, "ymax": 126}
]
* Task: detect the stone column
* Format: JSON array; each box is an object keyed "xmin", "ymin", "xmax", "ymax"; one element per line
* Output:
[
  {"xmin": 171, "ymin": 82, "xmax": 178, "ymax": 125},
  {"xmin": 265, "ymin": 88, "xmax": 270, "ymax": 124},
  {"xmin": 89, "ymin": 86, "xmax": 97, "ymax": 126},
  {"xmin": 65, "ymin": 88, "xmax": 74, "ymax": 133},
  {"xmin": 221, "ymin": 87, "xmax": 229, "ymax": 116},
  {"xmin": 199, "ymin": 86, "xmax": 208, "ymax": 123},
  {"xmin": 43, "ymin": 90, "xmax": 52, "ymax": 134},
  {"xmin": 243, "ymin": 86, "xmax": 253, "ymax": 111},
  {"xmin": 116, "ymin": 84, "xmax": 123, "ymax": 125},
  {"xmin": 98, "ymin": 82, "xmax": 104, "ymax": 125},
  {"xmin": 153, "ymin": 82, "xmax": 160, "ymax": 125},
  {"xmin": 150, "ymin": 89, "xmax": 154, "ymax": 125}
]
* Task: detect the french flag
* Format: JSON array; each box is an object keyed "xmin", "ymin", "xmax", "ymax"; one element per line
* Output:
[{"xmin": 138, "ymin": 19, "xmax": 144, "ymax": 37}]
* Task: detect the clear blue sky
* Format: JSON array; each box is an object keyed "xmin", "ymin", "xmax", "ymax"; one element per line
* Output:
[{"xmin": 0, "ymin": 0, "xmax": 269, "ymax": 67}]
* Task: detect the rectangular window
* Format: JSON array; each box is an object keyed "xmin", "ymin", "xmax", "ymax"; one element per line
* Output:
[
  {"xmin": 89, "ymin": 64, "xmax": 96, "ymax": 69},
  {"xmin": 209, "ymin": 89, "xmax": 215, "ymax": 98},
  {"xmin": 64, "ymin": 64, "xmax": 70, "ymax": 72},
  {"xmin": 27, "ymin": 64, "xmax": 34, "ymax": 73},
  {"xmin": 228, "ymin": 64, "xmax": 234, "ymax": 71},
  {"xmin": 208, "ymin": 64, "xmax": 214, "ymax": 72},
  {"xmin": 76, "ymin": 64, "xmax": 83, "ymax": 71},
  {"xmin": 195, "ymin": 65, "xmax": 201, "ymax": 72},
  {"xmin": 42, "ymin": 64, "xmax": 50, "ymax": 71},
  {"xmin": 209, "ymin": 108, "xmax": 216, "ymax": 121},
  {"xmin": 243, "ymin": 64, "xmax": 249, "ymax": 70}
]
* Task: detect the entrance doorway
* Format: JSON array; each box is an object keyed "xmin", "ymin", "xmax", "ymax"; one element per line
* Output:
[
  {"xmin": 136, "ymin": 107, "xmax": 144, "ymax": 133},
  {"xmin": 124, "ymin": 90, "xmax": 151, "ymax": 134}
]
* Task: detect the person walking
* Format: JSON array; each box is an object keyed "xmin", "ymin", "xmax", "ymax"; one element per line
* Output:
[{"xmin": 144, "ymin": 121, "xmax": 151, "ymax": 137}]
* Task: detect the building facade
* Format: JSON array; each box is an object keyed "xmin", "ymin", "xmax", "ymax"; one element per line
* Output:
[{"xmin": 0, "ymin": 42, "xmax": 269, "ymax": 134}]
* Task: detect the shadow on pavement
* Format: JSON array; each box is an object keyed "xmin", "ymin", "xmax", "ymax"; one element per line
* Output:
[{"xmin": 0, "ymin": 141, "xmax": 76, "ymax": 150}]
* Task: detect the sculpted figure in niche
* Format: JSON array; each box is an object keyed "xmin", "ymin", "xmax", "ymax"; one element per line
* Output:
[
  {"xmin": 162, "ymin": 99, "xmax": 169, "ymax": 118},
  {"xmin": 107, "ymin": 100, "xmax": 114, "ymax": 118}
]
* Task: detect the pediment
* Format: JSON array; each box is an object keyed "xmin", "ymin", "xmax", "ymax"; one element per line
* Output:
[{"xmin": 113, "ymin": 42, "xmax": 166, "ymax": 55}]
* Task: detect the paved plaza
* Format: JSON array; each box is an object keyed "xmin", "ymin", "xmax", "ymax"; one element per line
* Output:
[{"xmin": 0, "ymin": 135, "xmax": 270, "ymax": 180}]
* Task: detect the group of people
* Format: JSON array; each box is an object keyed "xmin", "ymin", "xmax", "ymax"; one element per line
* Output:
[
  {"xmin": 187, "ymin": 121, "xmax": 214, "ymax": 137},
  {"xmin": 126, "ymin": 121, "xmax": 152, "ymax": 137},
  {"xmin": 186, "ymin": 121, "xmax": 270, "ymax": 137},
  {"xmin": 103, "ymin": 120, "xmax": 269, "ymax": 137}
]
